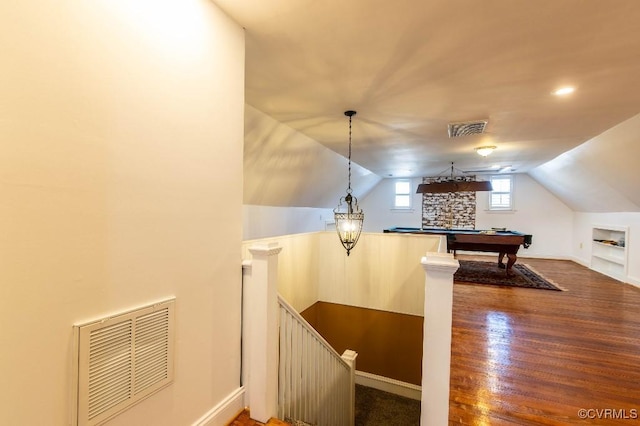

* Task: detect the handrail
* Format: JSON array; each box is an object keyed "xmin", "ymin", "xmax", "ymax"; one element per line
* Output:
[{"xmin": 277, "ymin": 295, "xmax": 350, "ymax": 370}]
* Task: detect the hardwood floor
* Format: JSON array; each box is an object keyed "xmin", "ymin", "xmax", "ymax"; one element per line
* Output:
[
  {"xmin": 449, "ymin": 256, "xmax": 640, "ymax": 425},
  {"xmin": 227, "ymin": 410, "xmax": 291, "ymax": 426}
]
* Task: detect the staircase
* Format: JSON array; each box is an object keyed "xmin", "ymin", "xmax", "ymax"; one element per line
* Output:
[
  {"xmin": 241, "ymin": 234, "xmax": 459, "ymax": 426},
  {"xmin": 278, "ymin": 295, "xmax": 356, "ymax": 426},
  {"xmin": 242, "ymin": 244, "xmax": 357, "ymax": 426}
]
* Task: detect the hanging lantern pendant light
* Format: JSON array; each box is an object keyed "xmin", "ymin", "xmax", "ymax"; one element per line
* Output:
[{"xmin": 334, "ymin": 110, "xmax": 364, "ymax": 256}]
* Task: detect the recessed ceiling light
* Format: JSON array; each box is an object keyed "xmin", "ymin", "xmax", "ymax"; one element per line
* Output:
[{"xmin": 553, "ymin": 86, "xmax": 575, "ymax": 96}]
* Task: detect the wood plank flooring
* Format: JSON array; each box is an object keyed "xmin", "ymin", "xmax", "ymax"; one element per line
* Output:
[
  {"xmin": 227, "ymin": 410, "xmax": 291, "ymax": 426},
  {"xmin": 450, "ymin": 256, "xmax": 640, "ymax": 425}
]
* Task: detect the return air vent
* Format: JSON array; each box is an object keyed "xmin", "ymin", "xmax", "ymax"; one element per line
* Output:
[
  {"xmin": 448, "ymin": 120, "xmax": 488, "ymax": 138},
  {"xmin": 73, "ymin": 299, "xmax": 175, "ymax": 426}
]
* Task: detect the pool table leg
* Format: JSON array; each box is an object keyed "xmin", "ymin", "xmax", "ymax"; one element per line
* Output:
[
  {"xmin": 506, "ymin": 254, "xmax": 517, "ymax": 276},
  {"xmin": 498, "ymin": 252, "xmax": 517, "ymax": 276},
  {"xmin": 498, "ymin": 252, "xmax": 506, "ymax": 268}
]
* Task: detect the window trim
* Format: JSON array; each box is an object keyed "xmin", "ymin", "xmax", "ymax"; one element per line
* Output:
[
  {"xmin": 488, "ymin": 175, "xmax": 514, "ymax": 211},
  {"xmin": 393, "ymin": 179, "xmax": 413, "ymax": 210}
]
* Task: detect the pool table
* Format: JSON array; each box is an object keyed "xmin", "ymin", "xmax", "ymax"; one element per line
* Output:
[{"xmin": 383, "ymin": 227, "xmax": 532, "ymax": 275}]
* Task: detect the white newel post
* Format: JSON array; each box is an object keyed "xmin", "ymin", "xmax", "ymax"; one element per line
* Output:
[
  {"xmin": 246, "ymin": 243, "xmax": 282, "ymax": 423},
  {"xmin": 420, "ymin": 252, "xmax": 459, "ymax": 426},
  {"xmin": 341, "ymin": 349, "xmax": 358, "ymax": 426}
]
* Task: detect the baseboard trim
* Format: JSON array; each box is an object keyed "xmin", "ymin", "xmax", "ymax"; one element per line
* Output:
[
  {"xmin": 568, "ymin": 256, "xmax": 640, "ymax": 288},
  {"xmin": 519, "ymin": 254, "xmax": 572, "ymax": 260},
  {"xmin": 568, "ymin": 255, "xmax": 590, "ymax": 268},
  {"xmin": 192, "ymin": 386, "xmax": 245, "ymax": 426},
  {"xmin": 626, "ymin": 275, "xmax": 640, "ymax": 288},
  {"xmin": 355, "ymin": 371, "xmax": 421, "ymax": 401},
  {"xmin": 463, "ymin": 252, "xmax": 572, "ymax": 261}
]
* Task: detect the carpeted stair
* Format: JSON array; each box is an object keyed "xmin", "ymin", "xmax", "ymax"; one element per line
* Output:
[{"xmin": 355, "ymin": 384, "xmax": 420, "ymax": 425}]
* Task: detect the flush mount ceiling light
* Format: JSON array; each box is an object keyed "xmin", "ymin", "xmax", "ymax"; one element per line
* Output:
[
  {"xmin": 333, "ymin": 110, "xmax": 364, "ymax": 256},
  {"xmin": 553, "ymin": 86, "xmax": 575, "ymax": 96},
  {"xmin": 416, "ymin": 162, "xmax": 493, "ymax": 193},
  {"xmin": 475, "ymin": 145, "xmax": 497, "ymax": 157}
]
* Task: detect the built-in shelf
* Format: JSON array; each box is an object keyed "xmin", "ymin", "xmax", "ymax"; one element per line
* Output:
[{"xmin": 591, "ymin": 225, "xmax": 629, "ymax": 282}]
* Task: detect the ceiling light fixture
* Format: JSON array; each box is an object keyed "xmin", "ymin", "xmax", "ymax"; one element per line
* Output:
[
  {"xmin": 334, "ymin": 110, "xmax": 364, "ymax": 256},
  {"xmin": 416, "ymin": 162, "xmax": 493, "ymax": 193},
  {"xmin": 475, "ymin": 145, "xmax": 497, "ymax": 157},
  {"xmin": 553, "ymin": 86, "xmax": 575, "ymax": 96}
]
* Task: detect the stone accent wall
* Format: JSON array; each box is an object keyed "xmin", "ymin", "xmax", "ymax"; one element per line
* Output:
[{"xmin": 421, "ymin": 176, "xmax": 477, "ymax": 229}]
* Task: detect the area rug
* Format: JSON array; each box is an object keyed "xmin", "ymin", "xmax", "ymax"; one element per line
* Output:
[{"xmin": 454, "ymin": 260, "xmax": 565, "ymax": 291}]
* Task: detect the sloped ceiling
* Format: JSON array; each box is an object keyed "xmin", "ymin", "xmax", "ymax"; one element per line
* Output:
[
  {"xmin": 216, "ymin": 0, "xmax": 640, "ymax": 179},
  {"xmin": 244, "ymin": 105, "xmax": 382, "ymax": 208},
  {"xmin": 530, "ymin": 113, "xmax": 640, "ymax": 212},
  {"xmin": 217, "ymin": 0, "xmax": 640, "ymax": 212}
]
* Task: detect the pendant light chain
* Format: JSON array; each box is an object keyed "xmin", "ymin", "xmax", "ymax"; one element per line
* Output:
[{"xmin": 347, "ymin": 113, "xmax": 353, "ymax": 194}]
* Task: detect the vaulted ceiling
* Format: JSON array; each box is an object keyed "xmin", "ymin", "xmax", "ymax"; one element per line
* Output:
[{"xmin": 215, "ymin": 0, "xmax": 640, "ymax": 211}]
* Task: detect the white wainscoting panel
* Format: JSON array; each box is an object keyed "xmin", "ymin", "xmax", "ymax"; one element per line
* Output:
[
  {"xmin": 243, "ymin": 232, "xmax": 442, "ymax": 317},
  {"xmin": 317, "ymin": 232, "xmax": 442, "ymax": 316}
]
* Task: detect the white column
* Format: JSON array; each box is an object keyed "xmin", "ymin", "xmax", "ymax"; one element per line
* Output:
[
  {"xmin": 341, "ymin": 349, "xmax": 358, "ymax": 426},
  {"xmin": 420, "ymin": 252, "xmax": 459, "ymax": 426},
  {"xmin": 246, "ymin": 243, "xmax": 282, "ymax": 423}
]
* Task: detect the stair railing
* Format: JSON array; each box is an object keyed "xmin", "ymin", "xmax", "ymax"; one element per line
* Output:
[
  {"xmin": 278, "ymin": 295, "xmax": 357, "ymax": 426},
  {"xmin": 242, "ymin": 243, "xmax": 356, "ymax": 426}
]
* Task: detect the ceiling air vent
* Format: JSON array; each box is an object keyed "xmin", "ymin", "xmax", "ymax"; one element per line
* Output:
[{"xmin": 448, "ymin": 120, "xmax": 488, "ymax": 138}]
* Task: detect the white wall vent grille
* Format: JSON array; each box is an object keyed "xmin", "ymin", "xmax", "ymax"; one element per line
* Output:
[{"xmin": 73, "ymin": 299, "xmax": 175, "ymax": 426}]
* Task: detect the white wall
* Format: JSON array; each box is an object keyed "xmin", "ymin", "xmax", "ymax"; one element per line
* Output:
[
  {"xmin": 0, "ymin": 1, "xmax": 244, "ymax": 425},
  {"xmin": 572, "ymin": 212, "xmax": 640, "ymax": 286},
  {"xmin": 360, "ymin": 178, "xmax": 423, "ymax": 232},
  {"xmin": 476, "ymin": 174, "xmax": 574, "ymax": 259},
  {"xmin": 243, "ymin": 205, "xmax": 334, "ymax": 240},
  {"xmin": 361, "ymin": 175, "xmax": 574, "ymax": 259}
]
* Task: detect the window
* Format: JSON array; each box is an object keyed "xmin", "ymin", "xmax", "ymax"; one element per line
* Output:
[
  {"xmin": 489, "ymin": 175, "xmax": 513, "ymax": 210},
  {"xmin": 394, "ymin": 179, "xmax": 412, "ymax": 209}
]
